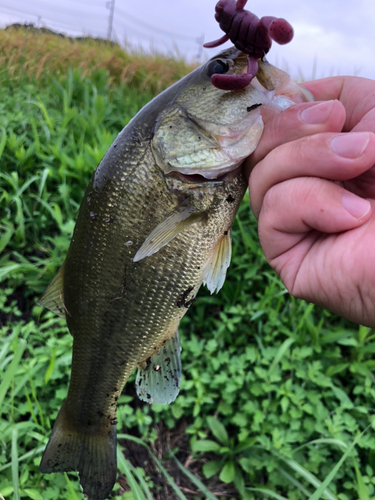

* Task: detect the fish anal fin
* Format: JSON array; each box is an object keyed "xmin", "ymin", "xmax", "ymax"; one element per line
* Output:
[
  {"xmin": 136, "ymin": 330, "xmax": 182, "ymax": 405},
  {"xmin": 38, "ymin": 263, "xmax": 67, "ymax": 318},
  {"xmin": 133, "ymin": 205, "xmax": 204, "ymax": 262},
  {"xmin": 203, "ymin": 230, "xmax": 232, "ymax": 294},
  {"xmin": 40, "ymin": 401, "xmax": 117, "ymax": 500}
]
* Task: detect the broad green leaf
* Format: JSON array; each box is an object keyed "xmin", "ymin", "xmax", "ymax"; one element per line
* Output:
[
  {"xmin": 203, "ymin": 460, "xmax": 223, "ymax": 479},
  {"xmin": 326, "ymin": 363, "xmax": 349, "ymax": 377},
  {"xmin": 233, "ymin": 463, "xmax": 245, "ymax": 495},
  {"xmin": 219, "ymin": 460, "xmax": 235, "ymax": 483},
  {"xmin": 331, "ymin": 386, "xmax": 354, "ymax": 408},
  {"xmin": 0, "ymin": 486, "xmax": 14, "ymax": 497},
  {"xmin": 234, "ymin": 437, "xmax": 257, "ymax": 454},
  {"xmin": 207, "ymin": 416, "xmax": 229, "ymax": 446},
  {"xmin": 191, "ymin": 440, "xmax": 221, "ymax": 453},
  {"xmin": 337, "ymin": 337, "xmax": 358, "ymax": 346},
  {"xmin": 22, "ymin": 489, "xmax": 44, "ymax": 500}
]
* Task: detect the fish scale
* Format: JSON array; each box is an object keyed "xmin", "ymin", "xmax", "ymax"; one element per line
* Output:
[
  {"xmin": 63, "ymin": 156, "xmax": 245, "ymax": 420},
  {"xmin": 38, "ymin": 46, "xmax": 313, "ymax": 499}
]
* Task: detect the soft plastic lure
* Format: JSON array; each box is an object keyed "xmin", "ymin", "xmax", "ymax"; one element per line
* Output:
[{"xmin": 204, "ymin": 0, "xmax": 294, "ymax": 90}]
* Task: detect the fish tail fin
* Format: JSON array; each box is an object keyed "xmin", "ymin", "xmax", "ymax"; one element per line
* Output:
[{"xmin": 40, "ymin": 401, "xmax": 117, "ymax": 500}]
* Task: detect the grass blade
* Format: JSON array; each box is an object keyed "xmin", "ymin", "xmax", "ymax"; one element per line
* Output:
[
  {"xmin": 116, "ymin": 447, "xmax": 146, "ymax": 500},
  {"xmin": 246, "ymin": 487, "xmax": 289, "ymax": 499},
  {"xmin": 0, "ymin": 340, "xmax": 26, "ymax": 409},
  {"xmin": 292, "ymin": 439, "xmax": 348, "ymax": 454},
  {"xmin": 353, "ymin": 461, "xmax": 371, "ymax": 500},
  {"xmin": 169, "ymin": 449, "xmax": 218, "ymax": 500},
  {"xmin": 132, "ymin": 467, "xmax": 154, "ymax": 500},
  {"xmin": 0, "ymin": 126, "xmax": 7, "ymax": 160},
  {"xmin": 11, "ymin": 427, "xmax": 19, "ymax": 500},
  {"xmin": 0, "ymin": 446, "xmax": 46, "ymax": 473},
  {"xmin": 118, "ymin": 434, "xmax": 188, "ymax": 500},
  {"xmin": 275, "ymin": 455, "xmax": 338, "ymax": 500},
  {"xmin": 64, "ymin": 473, "xmax": 78, "ymax": 500},
  {"xmin": 277, "ymin": 467, "xmax": 311, "ymax": 497},
  {"xmin": 309, "ymin": 426, "xmax": 370, "ymax": 500},
  {"xmin": 269, "ymin": 337, "xmax": 295, "ymax": 375}
]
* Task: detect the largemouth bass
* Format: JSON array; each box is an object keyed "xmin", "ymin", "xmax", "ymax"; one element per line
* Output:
[{"xmin": 38, "ymin": 47, "xmax": 312, "ymax": 499}]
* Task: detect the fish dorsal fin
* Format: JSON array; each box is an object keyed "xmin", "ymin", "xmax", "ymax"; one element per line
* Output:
[
  {"xmin": 37, "ymin": 264, "xmax": 66, "ymax": 318},
  {"xmin": 133, "ymin": 205, "xmax": 204, "ymax": 262},
  {"xmin": 203, "ymin": 230, "xmax": 232, "ymax": 294},
  {"xmin": 135, "ymin": 330, "xmax": 182, "ymax": 405}
]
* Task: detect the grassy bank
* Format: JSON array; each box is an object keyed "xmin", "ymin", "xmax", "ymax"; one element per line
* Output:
[{"xmin": 1, "ymin": 27, "xmax": 375, "ymax": 500}]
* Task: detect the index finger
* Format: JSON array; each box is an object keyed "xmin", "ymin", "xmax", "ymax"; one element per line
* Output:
[{"xmin": 303, "ymin": 76, "xmax": 375, "ymax": 133}]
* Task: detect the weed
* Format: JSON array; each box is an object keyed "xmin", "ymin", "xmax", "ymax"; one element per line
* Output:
[{"xmin": 1, "ymin": 27, "xmax": 373, "ymax": 500}]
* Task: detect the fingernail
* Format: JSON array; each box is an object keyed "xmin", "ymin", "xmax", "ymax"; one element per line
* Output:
[
  {"xmin": 331, "ymin": 133, "xmax": 370, "ymax": 159},
  {"xmin": 300, "ymin": 101, "xmax": 334, "ymax": 124},
  {"xmin": 341, "ymin": 192, "xmax": 371, "ymax": 219}
]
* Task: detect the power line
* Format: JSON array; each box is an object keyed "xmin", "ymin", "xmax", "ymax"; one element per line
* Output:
[
  {"xmin": 115, "ymin": 6, "xmax": 197, "ymax": 41},
  {"xmin": 0, "ymin": 4, "xmax": 206, "ymax": 59}
]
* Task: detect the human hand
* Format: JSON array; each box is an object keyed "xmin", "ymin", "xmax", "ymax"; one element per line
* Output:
[{"xmin": 244, "ymin": 76, "xmax": 375, "ymax": 327}]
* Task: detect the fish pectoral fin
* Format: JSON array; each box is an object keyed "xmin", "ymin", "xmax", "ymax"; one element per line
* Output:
[
  {"xmin": 133, "ymin": 205, "xmax": 205, "ymax": 262},
  {"xmin": 136, "ymin": 329, "xmax": 182, "ymax": 405},
  {"xmin": 37, "ymin": 263, "xmax": 66, "ymax": 318},
  {"xmin": 203, "ymin": 229, "xmax": 232, "ymax": 294},
  {"xmin": 39, "ymin": 400, "xmax": 117, "ymax": 500},
  {"xmin": 256, "ymin": 58, "xmax": 290, "ymax": 91}
]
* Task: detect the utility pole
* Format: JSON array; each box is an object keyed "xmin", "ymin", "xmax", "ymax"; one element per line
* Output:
[
  {"xmin": 195, "ymin": 34, "xmax": 205, "ymax": 62},
  {"xmin": 106, "ymin": 0, "xmax": 115, "ymax": 40}
]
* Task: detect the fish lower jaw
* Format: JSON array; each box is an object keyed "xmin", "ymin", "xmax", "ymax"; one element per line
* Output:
[{"xmin": 166, "ymin": 160, "xmax": 245, "ymax": 184}]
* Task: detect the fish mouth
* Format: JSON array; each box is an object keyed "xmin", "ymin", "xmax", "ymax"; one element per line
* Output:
[{"xmin": 166, "ymin": 164, "xmax": 244, "ymax": 186}]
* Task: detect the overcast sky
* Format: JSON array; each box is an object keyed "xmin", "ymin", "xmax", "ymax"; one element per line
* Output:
[{"xmin": 1, "ymin": 1, "xmax": 375, "ymax": 82}]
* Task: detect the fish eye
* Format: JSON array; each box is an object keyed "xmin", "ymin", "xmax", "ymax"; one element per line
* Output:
[{"xmin": 207, "ymin": 59, "xmax": 229, "ymax": 77}]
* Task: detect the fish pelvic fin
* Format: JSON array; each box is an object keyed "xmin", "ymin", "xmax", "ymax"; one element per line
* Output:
[
  {"xmin": 37, "ymin": 263, "xmax": 67, "ymax": 318},
  {"xmin": 203, "ymin": 230, "xmax": 232, "ymax": 294},
  {"xmin": 133, "ymin": 205, "xmax": 205, "ymax": 262},
  {"xmin": 136, "ymin": 329, "xmax": 182, "ymax": 405},
  {"xmin": 40, "ymin": 401, "xmax": 117, "ymax": 500}
]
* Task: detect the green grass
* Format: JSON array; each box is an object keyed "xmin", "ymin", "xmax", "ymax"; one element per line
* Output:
[{"xmin": 1, "ymin": 27, "xmax": 375, "ymax": 500}]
